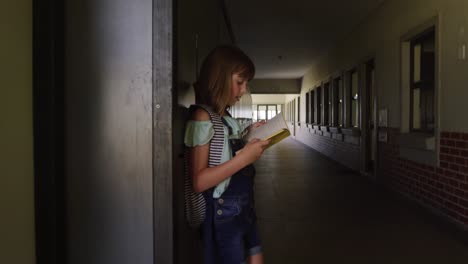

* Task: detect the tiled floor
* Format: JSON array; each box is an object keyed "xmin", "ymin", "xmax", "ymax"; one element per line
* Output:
[{"xmin": 254, "ymin": 138, "xmax": 468, "ymax": 264}]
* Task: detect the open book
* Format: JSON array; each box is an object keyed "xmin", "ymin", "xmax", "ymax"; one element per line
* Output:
[{"xmin": 243, "ymin": 112, "xmax": 291, "ymax": 148}]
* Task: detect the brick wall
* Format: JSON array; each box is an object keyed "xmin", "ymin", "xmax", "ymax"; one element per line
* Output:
[
  {"xmin": 380, "ymin": 129, "xmax": 468, "ymax": 228},
  {"xmin": 295, "ymin": 125, "xmax": 361, "ymax": 171}
]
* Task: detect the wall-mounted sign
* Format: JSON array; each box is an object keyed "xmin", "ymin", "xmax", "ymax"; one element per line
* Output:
[
  {"xmin": 378, "ymin": 131, "xmax": 388, "ymax": 142},
  {"xmin": 379, "ymin": 108, "xmax": 388, "ymax": 127}
]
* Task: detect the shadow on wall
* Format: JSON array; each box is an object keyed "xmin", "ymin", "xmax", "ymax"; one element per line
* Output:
[{"xmin": 174, "ymin": 105, "xmax": 203, "ymax": 264}]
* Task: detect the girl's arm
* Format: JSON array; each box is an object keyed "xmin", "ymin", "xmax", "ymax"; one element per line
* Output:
[{"xmin": 189, "ymin": 108, "xmax": 270, "ymax": 193}]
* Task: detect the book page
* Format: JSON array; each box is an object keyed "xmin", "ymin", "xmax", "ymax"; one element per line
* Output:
[{"xmin": 244, "ymin": 112, "xmax": 289, "ymax": 142}]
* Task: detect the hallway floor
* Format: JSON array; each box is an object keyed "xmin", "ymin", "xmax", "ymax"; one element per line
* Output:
[{"xmin": 254, "ymin": 138, "xmax": 468, "ymax": 264}]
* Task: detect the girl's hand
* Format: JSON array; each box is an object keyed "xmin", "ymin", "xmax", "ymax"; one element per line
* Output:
[
  {"xmin": 247, "ymin": 120, "xmax": 266, "ymax": 132},
  {"xmin": 237, "ymin": 138, "xmax": 270, "ymax": 165}
]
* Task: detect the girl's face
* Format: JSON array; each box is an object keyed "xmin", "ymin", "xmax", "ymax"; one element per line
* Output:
[{"xmin": 230, "ymin": 73, "xmax": 248, "ymax": 106}]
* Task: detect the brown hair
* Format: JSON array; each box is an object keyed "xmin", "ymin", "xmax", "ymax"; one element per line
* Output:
[{"xmin": 194, "ymin": 45, "xmax": 255, "ymax": 115}]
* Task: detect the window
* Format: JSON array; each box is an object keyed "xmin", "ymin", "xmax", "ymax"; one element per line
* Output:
[
  {"xmin": 323, "ymin": 82, "xmax": 329, "ymax": 125},
  {"xmin": 350, "ymin": 70, "xmax": 359, "ymax": 127},
  {"xmin": 305, "ymin": 92, "xmax": 310, "ymax": 124},
  {"xmin": 334, "ymin": 76, "xmax": 344, "ymax": 127},
  {"xmin": 256, "ymin": 104, "xmax": 279, "ymax": 121},
  {"xmin": 297, "ymin": 97, "xmax": 300, "ymax": 124},
  {"xmin": 316, "ymin": 86, "xmax": 322, "ymax": 125},
  {"xmin": 328, "ymin": 83, "xmax": 333, "ymax": 126},
  {"xmin": 257, "ymin": 105, "xmax": 266, "ymax": 121},
  {"xmin": 410, "ymin": 28, "xmax": 435, "ymax": 132},
  {"xmin": 310, "ymin": 91, "xmax": 315, "ymax": 124}
]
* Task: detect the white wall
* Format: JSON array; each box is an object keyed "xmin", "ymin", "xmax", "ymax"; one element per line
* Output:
[
  {"xmin": 0, "ymin": 0, "xmax": 36, "ymax": 263},
  {"xmin": 249, "ymin": 78, "xmax": 301, "ymax": 94},
  {"xmin": 300, "ymin": 0, "xmax": 468, "ymax": 132},
  {"xmin": 252, "ymin": 94, "xmax": 297, "ymax": 104}
]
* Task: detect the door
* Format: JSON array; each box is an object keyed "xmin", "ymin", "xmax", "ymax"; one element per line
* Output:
[{"xmin": 365, "ymin": 60, "xmax": 376, "ymax": 174}]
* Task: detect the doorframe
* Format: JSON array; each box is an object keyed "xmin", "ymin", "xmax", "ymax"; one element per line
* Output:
[
  {"xmin": 359, "ymin": 56, "xmax": 378, "ymax": 179},
  {"xmin": 153, "ymin": 0, "xmax": 174, "ymax": 262}
]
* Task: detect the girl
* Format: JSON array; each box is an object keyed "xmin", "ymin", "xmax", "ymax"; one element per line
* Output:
[{"xmin": 185, "ymin": 45, "xmax": 270, "ymax": 264}]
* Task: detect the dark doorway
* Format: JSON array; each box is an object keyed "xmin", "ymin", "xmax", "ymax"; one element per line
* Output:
[
  {"xmin": 33, "ymin": 0, "xmax": 66, "ymax": 263},
  {"xmin": 364, "ymin": 59, "xmax": 376, "ymax": 175}
]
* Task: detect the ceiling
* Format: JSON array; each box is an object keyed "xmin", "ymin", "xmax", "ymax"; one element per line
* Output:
[{"xmin": 226, "ymin": 0, "xmax": 385, "ymax": 79}]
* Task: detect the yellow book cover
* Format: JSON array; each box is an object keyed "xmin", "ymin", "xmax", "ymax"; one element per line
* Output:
[{"xmin": 243, "ymin": 112, "xmax": 291, "ymax": 148}]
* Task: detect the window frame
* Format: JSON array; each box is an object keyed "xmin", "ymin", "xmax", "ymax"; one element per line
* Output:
[
  {"xmin": 409, "ymin": 27, "xmax": 435, "ymax": 133},
  {"xmin": 333, "ymin": 75, "xmax": 344, "ymax": 127},
  {"xmin": 315, "ymin": 85, "xmax": 322, "ymax": 125}
]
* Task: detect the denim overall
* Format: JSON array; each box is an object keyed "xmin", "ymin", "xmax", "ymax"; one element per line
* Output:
[{"xmin": 201, "ymin": 122, "xmax": 262, "ymax": 264}]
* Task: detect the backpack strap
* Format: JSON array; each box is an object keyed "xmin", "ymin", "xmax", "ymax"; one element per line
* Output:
[
  {"xmin": 183, "ymin": 105, "xmax": 227, "ymax": 228},
  {"xmin": 188, "ymin": 104, "xmax": 225, "ymax": 167}
]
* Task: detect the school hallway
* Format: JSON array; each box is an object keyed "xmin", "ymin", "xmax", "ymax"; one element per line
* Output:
[{"xmin": 254, "ymin": 138, "xmax": 468, "ymax": 264}]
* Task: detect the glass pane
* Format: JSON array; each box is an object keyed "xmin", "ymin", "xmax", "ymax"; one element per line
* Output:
[
  {"xmin": 310, "ymin": 91, "xmax": 314, "ymax": 123},
  {"xmin": 413, "ymin": 88, "xmax": 421, "ymax": 129},
  {"xmin": 351, "ymin": 71, "xmax": 359, "ymax": 127},
  {"xmin": 413, "ymin": 44, "xmax": 421, "ymax": 82},
  {"xmin": 352, "ymin": 100, "xmax": 358, "ymax": 127},
  {"xmin": 324, "ymin": 84, "xmax": 329, "ymax": 125},
  {"xmin": 370, "ymin": 69, "xmax": 375, "ymax": 121},
  {"xmin": 352, "ymin": 72, "xmax": 358, "ymax": 99},
  {"xmin": 338, "ymin": 103, "xmax": 343, "ymax": 126},
  {"xmin": 329, "ymin": 85, "xmax": 332, "ymax": 126},
  {"xmin": 338, "ymin": 79, "xmax": 343, "ymax": 126},
  {"xmin": 258, "ymin": 105, "xmax": 266, "ymax": 121},
  {"xmin": 267, "ymin": 105, "xmax": 277, "ymax": 120},
  {"xmin": 317, "ymin": 88, "xmax": 321, "ymax": 124}
]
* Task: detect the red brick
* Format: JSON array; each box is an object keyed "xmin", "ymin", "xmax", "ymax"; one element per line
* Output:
[
  {"xmin": 463, "ymin": 216, "xmax": 468, "ymax": 225},
  {"xmin": 450, "ymin": 148, "xmax": 460, "ymax": 156},
  {"xmin": 463, "ymin": 133, "xmax": 468, "ymax": 141},
  {"xmin": 461, "ymin": 166, "xmax": 468, "ymax": 175},
  {"xmin": 427, "ymin": 165, "xmax": 435, "ymax": 172},
  {"xmin": 455, "ymin": 157, "xmax": 465, "ymax": 165},
  {"xmin": 445, "ymin": 170, "xmax": 455, "ymax": 178},
  {"xmin": 441, "ymin": 132, "xmax": 450, "ymax": 138},
  {"xmin": 462, "ymin": 150, "xmax": 468, "ymax": 157},
  {"xmin": 449, "ymin": 179, "xmax": 459, "ymax": 188},
  {"xmin": 445, "ymin": 185, "xmax": 454, "ymax": 193},
  {"xmin": 447, "ymin": 210, "xmax": 458, "ymax": 219},
  {"xmin": 441, "ymin": 147, "xmax": 450, "ymax": 154},
  {"xmin": 450, "ymin": 164, "xmax": 459, "ymax": 172},
  {"xmin": 455, "ymin": 173, "xmax": 466, "ymax": 181},
  {"xmin": 440, "ymin": 191, "xmax": 448, "ymax": 198},
  {"xmin": 451, "ymin": 132, "xmax": 462, "ymax": 139},
  {"xmin": 455, "ymin": 204, "xmax": 465, "ymax": 215},
  {"xmin": 454, "ymin": 188, "xmax": 465, "ymax": 197},
  {"xmin": 456, "ymin": 141, "xmax": 467, "ymax": 149},
  {"xmin": 440, "ymin": 177, "xmax": 449, "ymax": 184},
  {"xmin": 445, "ymin": 155, "xmax": 455, "ymax": 163},
  {"xmin": 441, "ymin": 162, "xmax": 449, "ymax": 169},
  {"xmin": 446, "ymin": 140, "xmax": 456, "ymax": 147},
  {"xmin": 460, "ymin": 199, "xmax": 468, "ymax": 208}
]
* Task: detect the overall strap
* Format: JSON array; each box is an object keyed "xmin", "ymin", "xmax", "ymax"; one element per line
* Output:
[{"xmin": 189, "ymin": 104, "xmax": 224, "ymax": 167}]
